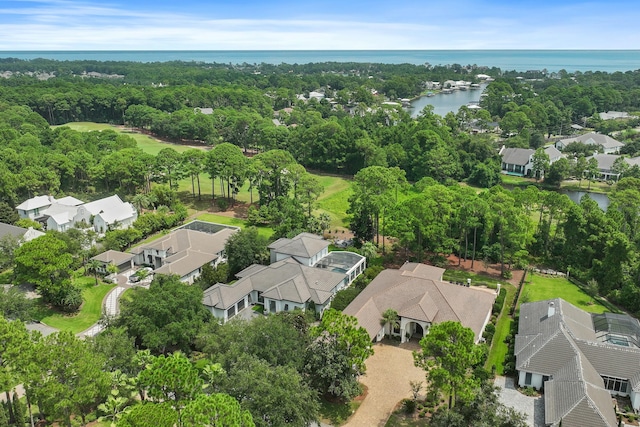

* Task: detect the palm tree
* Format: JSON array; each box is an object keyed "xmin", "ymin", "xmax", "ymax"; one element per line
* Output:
[
  {"xmin": 106, "ymin": 263, "xmax": 119, "ymax": 277},
  {"xmin": 86, "ymin": 259, "xmax": 102, "ymax": 286},
  {"xmin": 381, "ymin": 308, "xmax": 400, "ymax": 338}
]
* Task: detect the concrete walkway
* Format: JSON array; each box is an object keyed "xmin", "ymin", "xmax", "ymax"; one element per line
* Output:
[{"xmin": 344, "ymin": 342, "xmax": 425, "ymax": 427}]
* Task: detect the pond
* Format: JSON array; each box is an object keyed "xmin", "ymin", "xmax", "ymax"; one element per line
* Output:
[{"xmin": 560, "ymin": 190, "xmax": 610, "ymax": 210}]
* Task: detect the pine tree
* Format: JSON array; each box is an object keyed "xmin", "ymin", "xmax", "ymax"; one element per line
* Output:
[
  {"xmin": 11, "ymin": 394, "xmax": 24, "ymax": 427},
  {"xmin": 0, "ymin": 403, "xmax": 9, "ymax": 427}
]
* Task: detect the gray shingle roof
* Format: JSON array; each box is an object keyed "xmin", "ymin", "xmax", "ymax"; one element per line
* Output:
[
  {"xmin": 268, "ymin": 233, "xmax": 329, "ymax": 258},
  {"xmin": 560, "ymin": 132, "xmax": 624, "ymax": 150},
  {"xmin": 203, "ymin": 258, "xmax": 346, "ymax": 310},
  {"xmin": 0, "ymin": 222, "xmax": 29, "ymax": 239},
  {"xmin": 91, "ymin": 250, "xmax": 134, "ymax": 265},
  {"xmin": 145, "ymin": 228, "xmax": 238, "ymax": 279},
  {"xmin": 343, "ymin": 264, "xmax": 495, "ymax": 341},
  {"xmin": 501, "ymin": 148, "xmax": 534, "ymax": 166}
]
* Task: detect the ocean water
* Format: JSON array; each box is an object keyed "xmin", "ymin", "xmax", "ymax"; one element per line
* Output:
[{"xmin": 0, "ymin": 50, "xmax": 639, "ymax": 72}]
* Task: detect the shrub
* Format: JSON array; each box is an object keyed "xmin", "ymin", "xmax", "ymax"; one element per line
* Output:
[
  {"xmin": 402, "ymin": 399, "xmax": 416, "ymax": 414},
  {"xmin": 216, "ymin": 198, "xmax": 229, "ymax": 211}
]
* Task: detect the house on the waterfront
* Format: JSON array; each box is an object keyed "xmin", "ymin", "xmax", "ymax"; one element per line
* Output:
[
  {"xmin": 344, "ymin": 263, "xmax": 496, "ymax": 344},
  {"xmin": 599, "ymin": 111, "xmax": 630, "ymax": 121},
  {"xmin": 203, "ymin": 233, "xmax": 366, "ymax": 322},
  {"xmin": 555, "ymin": 132, "xmax": 624, "ymax": 154},
  {"xmin": 515, "ymin": 298, "xmax": 640, "ymax": 426},
  {"xmin": 131, "ymin": 221, "xmax": 238, "ymax": 284},
  {"xmin": 15, "ymin": 194, "xmax": 136, "ymax": 233},
  {"xmin": 499, "ymin": 146, "xmax": 564, "ymax": 177},
  {"xmin": 500, "ymin": 147, "xmax": 535, "ymax": 176}
]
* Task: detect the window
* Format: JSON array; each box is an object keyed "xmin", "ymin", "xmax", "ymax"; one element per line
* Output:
[
  {"xmin": 525, "ymin": 372, "xmax": 532, "ymax": 386},
  {"xmin": 602, "ymin": 376, "xmax": 629, "ymax": 394},
  {"xmin": 284, "ymin": 304, "xmax": 289, "ymax": 312},
  {"xmin": 227, "ymin": 305, "xmax": 236, "ymax": 319}
]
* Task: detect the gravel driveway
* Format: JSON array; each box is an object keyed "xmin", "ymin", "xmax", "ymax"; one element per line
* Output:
[
  {"xmin": 494, "ymin": 376, "xmax": 545, "ymax": 427},
  {"xmin": 344, "ymin": 342, "xmax": 426, "ymax": 427}
]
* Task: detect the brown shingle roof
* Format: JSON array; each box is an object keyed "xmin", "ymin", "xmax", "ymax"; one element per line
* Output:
[{"xmin": 91, "ymin": 250, "xmax": 134, "ymax": 265}]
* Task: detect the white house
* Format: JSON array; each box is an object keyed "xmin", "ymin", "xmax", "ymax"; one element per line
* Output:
[
  {"xmin": 555, "ymin": 132, "xmax": 624, "ymax": 154},
  {"xmin": 203, "ymin": 232, "xmax": 366, "ymax": 322},
  {"xmin": 130, "ymin": 222, "xmax": 239, "ymax": 284},
  {"xmin": 15, "ymin": 194, "xmax": 136, "ymax": 233},
  {"xmin": 0, "ymin": 222, "xmax": 44, "ymax": 243}
]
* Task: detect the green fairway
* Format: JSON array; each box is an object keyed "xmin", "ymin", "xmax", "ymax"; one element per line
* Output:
[
  {"xmin": 522, "ymin": 273, "xmax": 609, "ymax": 313},
  {"xmin": 316, "ymin": 177, "xmax": 353, "ymax": 229},
  {"xmin": 54, "ymin": 122, "xmax": 204, "ymax": 155},
  {"xmin": 35, "ymin": 277, "xmax": 116, "ymax": 334}
]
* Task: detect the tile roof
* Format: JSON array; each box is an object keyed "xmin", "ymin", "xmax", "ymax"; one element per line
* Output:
[
  {"xmin": 203, "ymin": 258, "xmax": 347, "ymax": 310},
  {"xmin": 268, "ymin": 233, "xmax": 330, "ymax": 258},
  {"xmin": 343, "ymin": 265, "xmax": 496, "ymax": 341},
  {"xmin": 144, "ymin": 228, "xmax": 238, "ymax": 279},
  {"xmin": 517, "ymin": 299, "xmax": 635, "ymax": 427}
]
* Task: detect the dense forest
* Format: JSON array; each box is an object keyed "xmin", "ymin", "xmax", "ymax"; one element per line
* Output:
[{"xmin": 1, "ymin": 58, "xmax": 640, "ymax": 426}]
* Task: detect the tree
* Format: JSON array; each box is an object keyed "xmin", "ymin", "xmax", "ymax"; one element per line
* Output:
[
  {"xmin": 545, "ymin": 157, "xmax": 571, "ymax": 187},
  {"xmin": 117, "ymin": 402, "xmax": 178, "ymax": 427},
  {"xmin": 305, "ymin": 309, "xmax": 373, "ymax": 400},
  {"xmin": 224, "ymin": 228, "xmax": 269, "ymax": 278},
  {"xmin": 0, "ymin": 234, "xmax": 20, "ymax": 271},
  {"xmin": 222, "ymin": 354, "xmax": 318, "ymax": 427},
  {"xmin": 531, "ymin": 147, "xmax": 550, "ymax": 181},
  {"xmin": 182, "ymin": 394, "xmax": 255, "ymax": 427},
  {"xmin": 586, "ymin": 157, "xmax": 599, "ymax": 189},
  {"xmin": 116, "ymin": 274, "xmax": 211, "ymax": 354},
  {"xmin": 413, "ymin": 321, "xmax": 483, "ymax": 409},
  {"xmin": 0, "ymin": 286, "xmax": 32, "ymax": 321},
  {"xmin": 86, "ymin": 258, "xmax": 102, "ymax": 286},
  {"xmin": 573, "ymin": 155, "xmax": 587, "ymax": 188},
  {"xmin": 13, "ymin": 233, "xmax": 74, "ymax": 308},
  {"xmin": 138, "ymin": 352, "xmax": 203, "ymax": 404},
  {"xmin": 33, "ymin": 331, "xmax": 111, "ymax": 427},
  {"xmin": 380, "ymin": 308, "xmax": 400, "ymax": 337}
]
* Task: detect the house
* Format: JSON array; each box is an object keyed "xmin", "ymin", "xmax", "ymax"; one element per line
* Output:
[
  {"xmin": 0, "ymin": 222, "xmax": 44, "ymax": 243},
  {"xmin": 585, "ymin": 153, "xmax": 623, "ymax": 181},
  {"xmin": 343, "ymin": 263, "xmax": 496, "ymax": 344},
  {"xmin": 499, "ymin": 146, "xmax": 564, "ymax": 177},
  {"xmin": 74, "ymin": 195, "xmax": 137, "ymax": 233},
  {"xmin": 90, "ymin": 250, "xmax": 135, "ymax": 274},
  {"xmin": 555, "ymin": 132, "xmax": 624, "ymax": 154},
  {"xmin": 500, "ymin": 147, "xmax": 535, "ymax": 176},
  {"xmin": 15, "ymin": 194, "xmax": 136, "ymax": 233},
  {"xmin": 599, "ymin": 111, "xmax": 630, "ymax": 121},
  {"xmin": 131, "ymin": 221, "xmax": 239, "ymax": 284},
  {"xmin": 16, "ymin": 195, "xmax": 55, "ymax": 220},
  {"xmin": 203, "ymin": 232, "xmax": 366, "ymax": 322},
  {"xmin": 515, "ymin": 298, "xmax": 640, "ymax": 426}
]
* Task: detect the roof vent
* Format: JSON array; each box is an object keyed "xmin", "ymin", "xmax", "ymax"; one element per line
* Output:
[{"xmin": 548, "ymin": 301, "xmax": 555, "ymax": 318}]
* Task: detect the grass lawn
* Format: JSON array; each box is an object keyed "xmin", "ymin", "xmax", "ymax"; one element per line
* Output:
[
  {"xmin": 485, "ymin": 283, "xmax": 516, "ymax": 375},
  {"xmin": 521, "ymin": 273, "xmax": 609, "ymax": 314},
  {"xmin": 319, "ymin": 398, "xmax": 362, "ymax": 426},
  {"xmin": 443, "ymin": 269, "xmax": 502, "ymax": 289},
  {"xmin": 55, "ymin": 122, "xmax": 203, "ymax": 155},
  {"xmin": 33, "ymin": 276, "xmax": 115, "ymax": 334},
  {"xmin": 196, "ymin": 213, "xmax": 274, "ymax": 240}
]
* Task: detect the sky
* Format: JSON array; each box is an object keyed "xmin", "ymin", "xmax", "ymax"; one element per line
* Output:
[{"xmin": 1, "ymin": 0, "xmax": 639, "ymax": 50}]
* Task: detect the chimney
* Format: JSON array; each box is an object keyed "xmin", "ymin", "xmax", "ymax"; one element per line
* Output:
[{"xmin": 548, "ymin": 301, "xmax": 555, "ymax": 318}]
